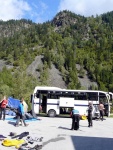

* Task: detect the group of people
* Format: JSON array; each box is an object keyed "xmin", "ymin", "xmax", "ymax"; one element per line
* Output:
[
  {"xmin": 87, "ymin": 101, "xmax": 105, "ymax": 127},
  {"xmin": 0, "ymin": 96, "xmax": 28, "ymax": 127},
  {"xmin": 70, "ymin": 101, "xmax": 105, "ymax": 130},
  {"xmin": 0, "ymin": 95, "xmax": 105, "ymax": 129}
]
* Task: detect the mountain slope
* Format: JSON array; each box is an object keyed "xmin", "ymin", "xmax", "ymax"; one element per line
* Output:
[{"xmin": 1, "ymin": 10, "xmax": 113, "ymax": 99}]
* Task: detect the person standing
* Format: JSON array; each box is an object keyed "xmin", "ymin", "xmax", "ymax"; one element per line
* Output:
[
  {"xmin": 98, "ymin": 102, "xmax": 105, "ymax": 121},
  {"xmin": 70, "ymin": 107, "xmax": 80, "ymax": 130},
  {"xmin": 0, "ymin": 96, "xmax": 8, "ymax": 121},
  {"xmin": 87, "ymin": 102, "xmax": 93, "ymax": 127},
  {"xmin": 15, "ymin": 99, "xmax": 28, "ymax": 127}
]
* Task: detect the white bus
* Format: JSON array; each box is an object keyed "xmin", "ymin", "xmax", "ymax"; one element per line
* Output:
[{"xmin": 31, "ymin": 86, "xmax": 112, "ymax": 118}]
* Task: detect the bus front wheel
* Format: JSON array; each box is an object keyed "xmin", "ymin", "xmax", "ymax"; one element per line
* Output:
[{"xmin": 48, "ymin": 109, "xmax": 56, "ymax": 117}]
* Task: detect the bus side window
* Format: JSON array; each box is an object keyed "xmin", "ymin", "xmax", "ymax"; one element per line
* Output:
[
  {"xmin": 74, "ymin": 94, "xmax": 87, "ymax": 100},
  {"xmin": 87, "ymin": 92, "xmax": 98, "ymax": 101},
  {"xmin": 36, "ymin": 93, "xmax": 39, "ymax": 98},
  {"xmin": 48, "ymin": 93, "xmax": 50, "ymax": 99},
  {"xmin": 99, "ymin": 93, "xmax": 107, "ymax": 103},
  {"xmin": 48, "ymin": 93, "xmax": 57, "ymax": 99}
]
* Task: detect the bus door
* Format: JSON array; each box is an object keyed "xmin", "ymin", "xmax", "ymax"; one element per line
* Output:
[
  {"xmin": 105, "ymin": 94, "xmax": 110, "ymax": 117},
  {"xmin": 33, "ymin": 93, "xmax": 40, "ymax": 114},
  {"xmin": 99, "ymin": 93, "xmax": 110, "ymax": 116},
  {"xmin": 39, "ymin": 93, "xmax": 42, "ymax": 114},
  {"xmin": 41, "ymin": 95, "xmax": 47, "ymax": 113},
  {"xmin": 108, "ymin": 92, "xmax": 113, "ymax": 104}
]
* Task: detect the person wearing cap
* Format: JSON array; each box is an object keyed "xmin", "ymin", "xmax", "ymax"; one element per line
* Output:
[
  {"xmin": 87, "ymin": 102, "xmax": 93, "ymax": 127},
  {"xmin": 70, "ymin": 107, "xmax": 80, "ymax": 130},
  {"xmin": 15, "ymin": 98, "xmax": 28, "ymax": 127}
]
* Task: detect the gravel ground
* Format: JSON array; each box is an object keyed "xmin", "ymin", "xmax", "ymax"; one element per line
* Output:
[{"xmin": 0, "ymin": 116, "xmax": 113, "ymax": 150}]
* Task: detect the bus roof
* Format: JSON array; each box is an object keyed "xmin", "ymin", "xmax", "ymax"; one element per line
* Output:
[
  {"xmin": 33, "ymin": 86, "xmax": 109, "ymax": 94},
  {"xmin": 34, "ymin": 86, "xmax": 62, "ymax": 93}
]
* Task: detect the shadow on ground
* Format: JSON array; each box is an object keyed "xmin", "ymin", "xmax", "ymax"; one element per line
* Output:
[
  {"xmin": 71, "ymin": 135, "xmax": 113, "ymax": 150},
  {"xmin": 58, "ymin": 126, "xmax": 70, "ymax": 130},
  {"xmin": 8, "ymin": 121, "xmax": 15, "ymax": 126}
]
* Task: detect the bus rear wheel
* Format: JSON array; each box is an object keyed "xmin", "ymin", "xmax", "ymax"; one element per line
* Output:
[{"xmin": 48, "ymin": 109, "xmax": 56, "ymax": 117}]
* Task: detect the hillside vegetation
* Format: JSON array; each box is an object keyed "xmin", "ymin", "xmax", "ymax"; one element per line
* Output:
[{"xmin": 0, "ymin": 10, "xmax": 113, "ymax": 104}]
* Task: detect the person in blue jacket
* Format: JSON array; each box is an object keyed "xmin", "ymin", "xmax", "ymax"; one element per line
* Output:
[
  {"xmin": 15, "ymin": 99, "xmax": 28, "ymax": 127},
  {"xmin": 70, "ymin": 107, "xmax": 80, "ymax": 130}
]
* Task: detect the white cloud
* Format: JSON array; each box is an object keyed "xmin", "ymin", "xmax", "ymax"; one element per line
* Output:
[
  {"xmin": 40, "ymin": 1, "xmax": 48, "ymax": 11},
  {"xmin": 0, "ymin": 0, "xmax": 31, "ymax": 21},
  {"xmin": 33, "ymin": 1, "xmax": 49, "ymax": 23},
  {"xmin": 58, "ymin": 0, "xmax": 113, "ymax": 16},
  {"xmin": 1, "ymin": 0, "xmax": 113, "ymax": 23}
]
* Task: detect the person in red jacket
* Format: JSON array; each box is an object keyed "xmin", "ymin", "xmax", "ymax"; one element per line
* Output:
[{"xmin": 0, "ymin": 96, "xmax": 8, "ymax": 120}]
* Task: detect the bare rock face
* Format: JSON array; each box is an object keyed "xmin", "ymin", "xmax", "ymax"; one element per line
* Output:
[
  {"xmin": 0, "ymin": 60, "xmax": 13, "ymax": 71},
  {"xmin": 26, "ymin": 55, "xmax": 67, "ymax": 89},
  {"xmin": 76, "ymin": 64, "xmax": 98, "ymax": 89},
  {"xmin": 48, "ymin": 64, "xmax": 67, "ymax": 89},
  {"xmin": 0, "ymin": 60, "xmax": 6, "ymax": 71},
  {"xmin": 26, "ymin": 55, "xmax": 43, "ymax": 78}
]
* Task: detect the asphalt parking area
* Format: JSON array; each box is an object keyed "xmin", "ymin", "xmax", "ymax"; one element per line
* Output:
[{"xmin": 0, "ymin": 116, "xmax": 113, "ymax": 150}]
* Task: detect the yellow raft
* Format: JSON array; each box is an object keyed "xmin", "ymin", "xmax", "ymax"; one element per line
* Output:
[
  {"xmin": 2, "ymin": 139, "xmax": 25, "ymax": 147},
  {"xmin": 81, "ymin": 115, "xmax": 87, "ymax": 120}
]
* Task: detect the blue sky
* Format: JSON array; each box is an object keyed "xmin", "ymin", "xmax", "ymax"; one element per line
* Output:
[{"xmin": 0, "ymin": 0, "xmax": 113, "ymax": 23}]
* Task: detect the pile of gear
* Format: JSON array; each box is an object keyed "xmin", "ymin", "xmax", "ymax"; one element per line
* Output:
[
  {"xmin": 0, "ymin": 132, "xmax": 43, "ymax": 150},
  {"xmin": 6, "ymin": 106, "xmax": 38, "ymax": 120}
]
